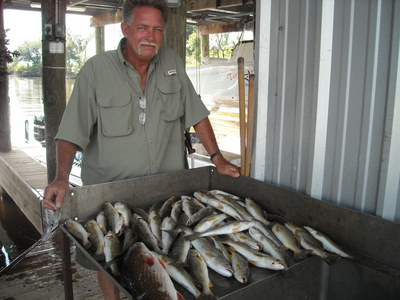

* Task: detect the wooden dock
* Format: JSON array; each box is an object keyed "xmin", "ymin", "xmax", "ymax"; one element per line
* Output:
[
  {"xmin": 0, "ymin": 146, "xmax": 124, "ymax": 299},
  {"xmin": 0, "ymin": 146, "xmax": 46, "ymax": 234}
]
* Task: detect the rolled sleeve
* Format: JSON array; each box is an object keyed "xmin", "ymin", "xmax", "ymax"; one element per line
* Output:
[{"xmin": 56, "ymin": 61, "xmax": 97, "ymax": 151}]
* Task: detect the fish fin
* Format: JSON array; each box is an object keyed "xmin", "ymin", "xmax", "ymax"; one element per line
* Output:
[
  {"xmin": 198, "ymin": 291, "xmax": 218, "ymax": 300},
  {"xmin": 158, "ymin": 258, "xmax": 167, "ymax": 270},
  {"xmin": 185, "ymin": 232, "xmax": 201, "ymax": 241},
  {"xmin": 143, "ymin": 253, "xmax": 155, "ymax": 266},
  {"xmin": 177, "ymin": 291, "xmax": 185, "ymax": 300},
  {"xmin": 323, "ymin": 253, "xmax": 341, "ymax": 265}
]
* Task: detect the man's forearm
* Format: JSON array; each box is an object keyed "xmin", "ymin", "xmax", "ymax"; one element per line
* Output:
[
  {"xmin": 193, "ymin": 118, "xmax": 220, "ymax": 157},
  {"xmin": 55, "ymin": 139, "xmax": 78, "ymax": 182}
]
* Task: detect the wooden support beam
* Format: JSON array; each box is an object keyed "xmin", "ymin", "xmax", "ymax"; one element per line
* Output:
[
  {"xmin": 90, "ymin": 10, "xmax": 122, "ymax": 27},
  {"xmin": 42, "ymin": 0, "xmax": 67, "ymax": 183},
  {"xmin": 198, "ymin": 21, "xmax": 244, "ymax": 35},
  {"xmin": 187, "ymin": 0, "xmax": 253, "ymax": 11}
]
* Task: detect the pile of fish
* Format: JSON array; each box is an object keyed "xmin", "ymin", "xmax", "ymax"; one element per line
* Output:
[{"xmin": 63, "ymin": 189, "xmax": 354, "ymax": 300}]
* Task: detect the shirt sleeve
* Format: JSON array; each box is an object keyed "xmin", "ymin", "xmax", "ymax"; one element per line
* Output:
[{"xmin": 55, "ymin": 59, "xmax": 97, "ymax": 151}]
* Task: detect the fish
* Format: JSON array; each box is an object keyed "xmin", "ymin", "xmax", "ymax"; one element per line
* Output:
[
  {"xmin": 159, "ymin": 196, "xmax": 180, "ymax": 219},
  {"xmin": 96, "ymin": 211, "xmax": 107, "ymax": 234},
  {"xmin": 188, "ymin": 249, "xmax": 217, "ymax": 300},
  {"xmin": 170, "ymin": 232, "xmax": 192, "ymax": 265},
  {"xmin": 104, "ymin": 231, "xmax": 122, "ymax": 276},
  {"xmin": 304, "ymin": 226, "xmax": 354, "ymax": 259},
  {"xmin": 182, "ymin": 196, "xmax": 202, "ymax": 218},
  {"xmin": 170, "ymin": 199, "xmax": 183, "ymax": 223},
  {"xmin": 104, "ymin": 202, "xmax": 124, "ymax": 236},
  {"xmin": 181, "ymin": 227, "xmax": 233, "ymax": 277},
  {"xmin": 148, "ymin": 209, "xmax": 162, "ymax": 241},
  {"xmin": 160, "ymin": 216, "xmax": 178, "ymax": 254},
  {"xmin": 155, "ymin": 253, "xmax": 205, "ymax": 299},
  {"xmin": 209, "ymin": 189, "xmax": 242, "ymax": 201},
  {"xmin": 186, "ymin": 206, "xmax": 215, "ymax": 226},
  {"xmin": 272, "ymin": 223, "xmax": 310, "ymax": 261},
  {"xmin": 194, "ymin": 213, "xmax": 228, "ymax": 233},
  {"xmin": 194, "ymin": 191, "xmax": 243, "ymax": 220},
  {"xmin": 245, "ymin": 197, "xmax": 270, "ymax": 226},
  {"xmin": 85, "ymin": 219, "xmax": 105, "ymax": 259},
  {"xmin": 253, "ymin": 220, "xmax": 282, "ymax": 245},
  {"xmin": 114, "ymin": 201, "xmax": 132, "ymax": 228},
  {"xmin": 186, "ymin": 220, "xmax": 256, "ymax": 241},
  {"xmin": 248, "ymin": 227, "xmax": 288, "ymax": 266},
  {"xmin": 132, "ymin": 213, "xmax": 161, "ymax": 252},
  {"xmin": 229, "ymin": 231, "xmax": 263, "ymax": 251},
  {"xmin": 122, "ymin": 227, "xmax": 137, "ymax": 253},
  {"xmin": 132, "ymin": 207, "xmax": 149, "ymax": 221},
  {"xmin": 122, "ymin": 242, "xmax": 184, "ymax": 300},
  {"xmin": 213, "ymin": 193, "xmax": 253, "ymax": 221},
  {"xmin": 64, "ymin": 219, "xmax": 91, "ymax": 249},
  {"xmin": 222, "ymin": 240, "xmax": 286, "ymax": 270},
  {"xmin": 230, "ymin": 250, "xmax": 250, "ymax": 284},
  {"xmin": 210, "ymin": 236, "xmax": 231, "ymax": 263}
]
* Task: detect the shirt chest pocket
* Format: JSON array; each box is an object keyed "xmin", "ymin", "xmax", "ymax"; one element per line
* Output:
[
  {"xmin": 97, "ymin": 91, "xmax": 133, "ymax": 137},
  {"xmin": 157, "ymin": 76, "xmax": 184, "ymax": 121}
]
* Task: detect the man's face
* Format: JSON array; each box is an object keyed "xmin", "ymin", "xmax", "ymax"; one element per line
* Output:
[{"xmin": 121, "ymin": 6, "xmax": 164, "ymax": 62}]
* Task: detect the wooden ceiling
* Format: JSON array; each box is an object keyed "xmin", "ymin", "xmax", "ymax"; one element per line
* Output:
[{"xmin": 4, "ymin": 0, "xmax": 254, "ymax": 33}]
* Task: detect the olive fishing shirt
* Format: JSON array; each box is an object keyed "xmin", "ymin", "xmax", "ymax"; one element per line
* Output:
[{"xmin": 56, "ymin": 38, "xmax": 209, "ymax": 185}]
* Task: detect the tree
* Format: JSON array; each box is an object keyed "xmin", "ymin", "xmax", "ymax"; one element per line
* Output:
[
  {"xmin": 186, "ymin": 25, "xmax": 201, "ymax": 66},
  {"xmin": 12, "ymin": 40, "xmax": 41, "ymax": 76},
  {"xmin": 66, "ymin": 31, "xmax": 91, "ymax": 77},
  {"xmin": 209, "ymin": 33, "xmax": 236, "ymax": 58}
]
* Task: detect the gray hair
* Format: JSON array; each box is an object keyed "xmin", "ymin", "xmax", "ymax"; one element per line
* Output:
[{"xmin": 122, "ymin": 0, "xmax": 169, "ymax": 24}]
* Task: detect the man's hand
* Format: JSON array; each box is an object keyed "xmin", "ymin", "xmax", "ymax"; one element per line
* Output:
[
  {"xmin": 43, "ymin": 179, "xmax": 69, "ymax": 210},
  {"xmin": 213, "ymin": 154, "xmax": 240, "ymax": 178}
]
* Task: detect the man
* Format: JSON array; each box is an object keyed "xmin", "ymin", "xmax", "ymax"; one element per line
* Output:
[{"xmin": 44, "ymin": 0, "xmax": 240, "ymax": 299}]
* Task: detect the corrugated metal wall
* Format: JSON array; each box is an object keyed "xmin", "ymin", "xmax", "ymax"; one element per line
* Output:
[{"xmin": 253, "ymin": 0, "xmax": 400, "ymax": 222}]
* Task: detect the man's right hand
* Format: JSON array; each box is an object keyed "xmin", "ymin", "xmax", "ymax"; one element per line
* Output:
[{"xmin": 43, "ymin": 179, "xmax": 69, "ymax": 210}]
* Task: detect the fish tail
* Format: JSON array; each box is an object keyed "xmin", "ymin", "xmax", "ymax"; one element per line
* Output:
[
  {"xmin": 185, "ymin": 232, "xmax": 201, "ymax": 241},
  {"xmin": 323, "ymin": 253, "xmax": 341, "ymax": 265},
  {"xmin": 197, "ymin": 290, "xmax": 218, "ymax": 300},
  {"xmin": 293, "ymin": 249, "xmax": 311, "ymax": 261}
]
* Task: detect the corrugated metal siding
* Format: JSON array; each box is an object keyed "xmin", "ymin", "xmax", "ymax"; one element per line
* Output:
[{"xmin": 253, "ymin": 0, "xmax": 400, "ymax": 222}]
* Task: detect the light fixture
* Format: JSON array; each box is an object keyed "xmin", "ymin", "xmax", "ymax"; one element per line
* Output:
[
  {"xmin": 30, "ymin": 2, "xmax": 86, "ymax": 12},
  {"xmin": 30, "ymin": 2, "xmax": 41, "ymax": 8},
  {"xmin": 166, "ymin": 0, "xmax": 181, "ymax": 8},
  {"xmin": 66, "ymin": 6, "xmax": 86, "ymax": 12}
]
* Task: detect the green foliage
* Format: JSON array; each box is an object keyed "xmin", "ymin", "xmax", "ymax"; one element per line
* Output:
[
  {"xmin": 8, "ymin": 31, "xmax": 92, "ymax": 77},
  {"xmin": 186, "ymin": 25, "xmax": 201, "ymax": 67},
  {"xmin": 209, "ymin": 33, "xmax": 237, "ymax": 58},
  {"xmin": 0, "ymin": 29, "xmax": 19, "ymax": 81},
  {"xmin": 66, "ymin": 30, "xmax": 92, "ymax": 77}
]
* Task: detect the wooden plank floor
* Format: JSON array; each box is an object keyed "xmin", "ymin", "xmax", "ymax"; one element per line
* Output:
[{"xmin": 0, "ymin": 231, "xmax": 110, "ymax": 300}]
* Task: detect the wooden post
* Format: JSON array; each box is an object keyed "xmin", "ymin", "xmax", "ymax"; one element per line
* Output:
[
  {"xmin": 201, "ymin": 34, "xmax": 209, "ymax": 59},
  {"xmin": 238, "ymin": 57, "xmax": 246, "ymax": 175},
  {"xmin": 41, "ymin": 0, "xmax": 67, "ymax": 183},
  {"xmin": 165, "ymin": 0, "xmax": 187, "ymax": 62},
  {"xmin": 95, "ymin": 26, "xmax": 105, "ymax": 54},
  {"xmin": 0, "ymin": 2, "xmax": 11, "ymax": 152}
]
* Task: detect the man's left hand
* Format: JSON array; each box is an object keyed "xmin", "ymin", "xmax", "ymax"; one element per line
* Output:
[{"xmin": 213, "ymin": 155, "xmax": 240, "ymax": 178}]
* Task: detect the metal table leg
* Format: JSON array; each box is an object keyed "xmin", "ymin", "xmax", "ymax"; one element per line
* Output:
[{"xmin": 61, "ymin": 230, "xmax": 74, "ymax": 300}]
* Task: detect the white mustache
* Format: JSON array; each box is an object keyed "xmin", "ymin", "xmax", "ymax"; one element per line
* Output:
[
  {"xmin": 139, "ymin": 41, "xmax": 158, "ymax": 47},
  {"xmin": 138, "ymin": 42, "xmax": 158, "ymax": 55}
]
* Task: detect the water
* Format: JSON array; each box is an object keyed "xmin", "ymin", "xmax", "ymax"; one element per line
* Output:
[{"xmin": 9, "ymin": 76, "xmax": 75, "ymax": 147}]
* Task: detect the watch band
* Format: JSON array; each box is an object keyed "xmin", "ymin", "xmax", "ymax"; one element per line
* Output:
[{"xmin": 210, "ymin": 151, "xmax": 222, "ymax": 162}]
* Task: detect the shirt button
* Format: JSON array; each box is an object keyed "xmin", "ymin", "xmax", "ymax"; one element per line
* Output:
[{"xmin": 149, "ymin": 139, "xmax": 153, "ymax": 143}]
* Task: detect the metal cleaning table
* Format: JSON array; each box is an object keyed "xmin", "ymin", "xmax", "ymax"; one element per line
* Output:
[{"xmin": 60, "ymin": 166, "xmax": 400, "ymax": 299}]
